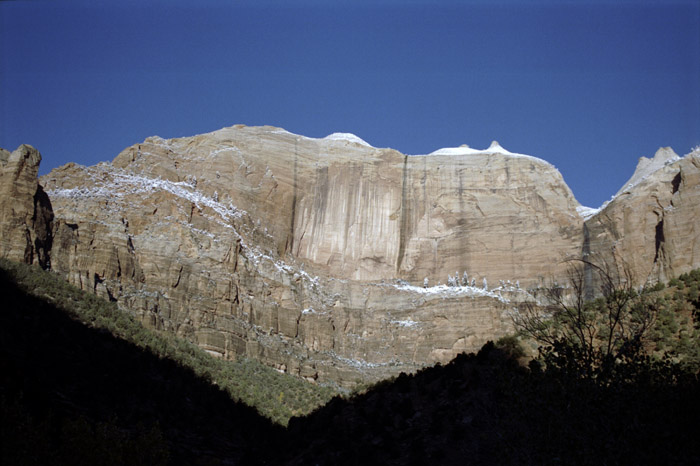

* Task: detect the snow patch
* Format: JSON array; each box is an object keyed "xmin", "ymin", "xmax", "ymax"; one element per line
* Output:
[
  {"xmin": 210, "ymin": 146, "xmax": 240, "ymax": 157},
  {"xmin": 576, "ymin": 205, "xmax": 601, "ymax": 220},
  {"xmin": 267, "ymin": 128, "xmax": 292, "ymax": 135},
  {"xmin": 429, "ymin": 146, "xmax": 482, "ymax": 156},
  {"xmin": 327, "ymin": 353, "xmax": 383, "ymax": 369},
  {"xmin": 324, "ymin": 132, "xmax": 372, "ymax": 147},
  {"xmin": 390, "ymin": 282, "xmax": 510, "ymax": 303},
  {"xmin": 391, "ymin": 319, "xmax": 419, "ymax": 328},
  {"xmin": 425, "ymin": 141, "xmax": 553, "ymax": 167}
]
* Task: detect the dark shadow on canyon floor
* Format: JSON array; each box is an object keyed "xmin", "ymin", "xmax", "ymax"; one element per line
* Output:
[{"xmin": 2, "ymin": 263, "xmax": 699, "ymax": 465}]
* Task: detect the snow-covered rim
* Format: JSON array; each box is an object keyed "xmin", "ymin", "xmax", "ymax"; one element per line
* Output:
[
  {"xmin": 258, "ymin": 127, "xmax": 373, "ymax": 147},
  {"xmin": 146, "ymin": 127, "xmax": 700, "ymax": 221},
  {"xmin": 141, "ymin": 127, "xmax": 591, "ymax": 223},
  {"xmin": 421, "ymin": 141, "xmax": 555, "ymax": 169},
  {"xmin": 260, "ymin": 127, "xmax": 551, "ymax": 164},
  {"xmin": 323, "ymin": 132, "xmax": 372, "ymax": 147},
  {"xmin": 580, "ymin": 148, "xmax": 693, "ymax": 218}
]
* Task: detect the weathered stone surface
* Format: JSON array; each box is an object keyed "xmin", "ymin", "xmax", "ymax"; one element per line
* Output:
[
  {"xmin": 106, "ymin": 126, "xmax": 583, "ymax": 286},
  {"xmin": 40, "ymin": 126, "xmax": 584, "ymax": 385},
  {"xmin": 23, "ymin": 126, "xmax": 699, "ymax": 386},
  {"xmin": 0, "ymin": 145, "xmax": 52, "ymax": 268},
  {"xmin": 584, "ymin": 147, "xmax": 700, "ymax": 285}
]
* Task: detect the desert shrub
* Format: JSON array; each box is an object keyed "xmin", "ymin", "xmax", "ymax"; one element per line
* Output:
[
  {"xmin": 495, "ymin": 334, "xmax": 526, "ymax": 360},
  {"xmin": 514, "ymin": 261, "xmax": 700, "ymax": 383},
  {"xmin": 668, "ymin": 277, "xmax": 683, "ymax": 288}
]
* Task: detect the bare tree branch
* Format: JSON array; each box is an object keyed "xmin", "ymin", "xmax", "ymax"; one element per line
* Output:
[{"xmin": 512, "ymin": 259, "xmax": 660, "ymax": 381}]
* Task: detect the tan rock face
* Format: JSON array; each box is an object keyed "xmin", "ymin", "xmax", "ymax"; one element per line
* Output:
[
  {"xmin": 26, "ymin": 126, "xmax": 699, "ymax": 386},
  {"xmin": 38, "ymin": 126, "xmax": 585, "ymax": 385},
  {"xmin": 584, "ymin": 147, "xmax": 700, "ymax": 285},
  {"xmin": 0, "ymin": 145, "xmax": 52, "ymax": 268},
  {"xmin": 105, "ymin": 126, "xmax": 583, "ymax": 285}
]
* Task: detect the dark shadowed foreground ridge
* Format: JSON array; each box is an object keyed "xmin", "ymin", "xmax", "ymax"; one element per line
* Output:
[{"xmin": 2, "ymin": 260, "xmax": 699, "ymax": 465}]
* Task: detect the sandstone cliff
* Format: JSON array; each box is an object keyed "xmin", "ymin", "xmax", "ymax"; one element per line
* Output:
[
  {"xmin": 584, "ymin": 146, "xmax": 700, "ymax": 285},
  {"xmin": 38, "ymin": 125, "xmax": 586, "ymax": 385},
  {"xmin": 0, "ymin": 145, "xmax": 52, "ymax": 268},
  {"xmin": 103, "ymin": 126, "xmax": 584, "ymax": 285},
  {"xmin": 3, "ymin": 126, "xmax": 696, "ymax": 386}
]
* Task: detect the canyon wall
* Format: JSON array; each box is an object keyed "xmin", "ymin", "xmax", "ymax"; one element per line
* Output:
[
  {"xmin": 2, "ymin": 126, "xmax": 698, "ymax": 385},
  {"xmin": 584, "ymin": 147, "xmax": 700, "ymax": 286},
  {"xmin": 104, "ymin": 126, "xmax": 584, "ymax": 285}
]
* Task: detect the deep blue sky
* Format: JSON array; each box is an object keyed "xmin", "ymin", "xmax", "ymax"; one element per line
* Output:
[{"xmin": 1, "ymin": 0, "xmax": 698, "ymax": 208}]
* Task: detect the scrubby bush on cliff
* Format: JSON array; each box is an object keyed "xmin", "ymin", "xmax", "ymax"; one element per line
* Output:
[{"xmin": 512, "ymin": 260, "xmax": 699, "ymax": 383}]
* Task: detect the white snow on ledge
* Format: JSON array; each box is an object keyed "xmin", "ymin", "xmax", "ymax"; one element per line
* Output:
[
  {"xmin": 424, "ymin": 141, "xmax": 553, "ymax": 167},
  {"xmin": 323, "ymin": 132, "xmax": 372, "ymax": 147},
  {"xmin": 576, "ymin": 205, "xmax": 601, "ymax": 220},
  {"xmin": 389, "ymin": 282, "xmax": 510, "ymax": 303},
  {"xmin": 391, "ymin": 319, "xmax": 419, "ymax": 328}
]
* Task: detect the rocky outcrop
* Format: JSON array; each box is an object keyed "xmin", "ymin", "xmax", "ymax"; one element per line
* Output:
[
  {"xmin": 0, "ymin": 145, "xmax": 53, "ymax": 268},
  {"xmin": 584, "ymin": 147, "xmax": 700, "ymax": 285}
]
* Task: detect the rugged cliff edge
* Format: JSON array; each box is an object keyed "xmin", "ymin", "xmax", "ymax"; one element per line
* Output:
[
  {"xmin": 0, "ymin": 145, "xmax": 52, "ymax": 269},
  {"xmin": 2, "ymin": 127, "xmax": 698, "ymax": 386},
  {"xmin": 584, "ymin": 147, "xmax": 700, "ymax": 285}
]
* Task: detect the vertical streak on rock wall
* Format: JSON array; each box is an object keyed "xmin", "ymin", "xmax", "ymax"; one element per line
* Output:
[
  {"xmin": 286, "ymin": 139, "xmax": 298, "ymax": 257},
  {"xmin": 396, "ymin": 154, "xmax": 409, "ymax": 273},
  {"xmin": 654, "ymin": 218, "xmax": 665, "ymax": 264}
]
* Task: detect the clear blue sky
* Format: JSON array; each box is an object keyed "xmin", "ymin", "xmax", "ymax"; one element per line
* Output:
[{"xmin": 1, "ymin": 0, "xmax": 698, "ymax": 208}]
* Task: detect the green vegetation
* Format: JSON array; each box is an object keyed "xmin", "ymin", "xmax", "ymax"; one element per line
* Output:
[
  {"xmin": 0, "ymin": 258, "xmax": 335, "ymax": 426},
  {"xmin": 514, "ymin": 261, "xmax": 700, "ymax": 384},
  {"xmin": 656, "ymin": 268, "xmax": 700, "ymax": 370}
]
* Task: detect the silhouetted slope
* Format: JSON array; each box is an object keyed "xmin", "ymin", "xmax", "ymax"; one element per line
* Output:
[
  {"xmin": 2, "ymin": 259, "xmax": 700, "ymax": 465},
  {"xmin": 281, "ymin": 345, "xmax": 700, "ymax": 465},
  {"xmin": 0, "ymin": 268, "xmax": 283, "ymax": 465}
]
